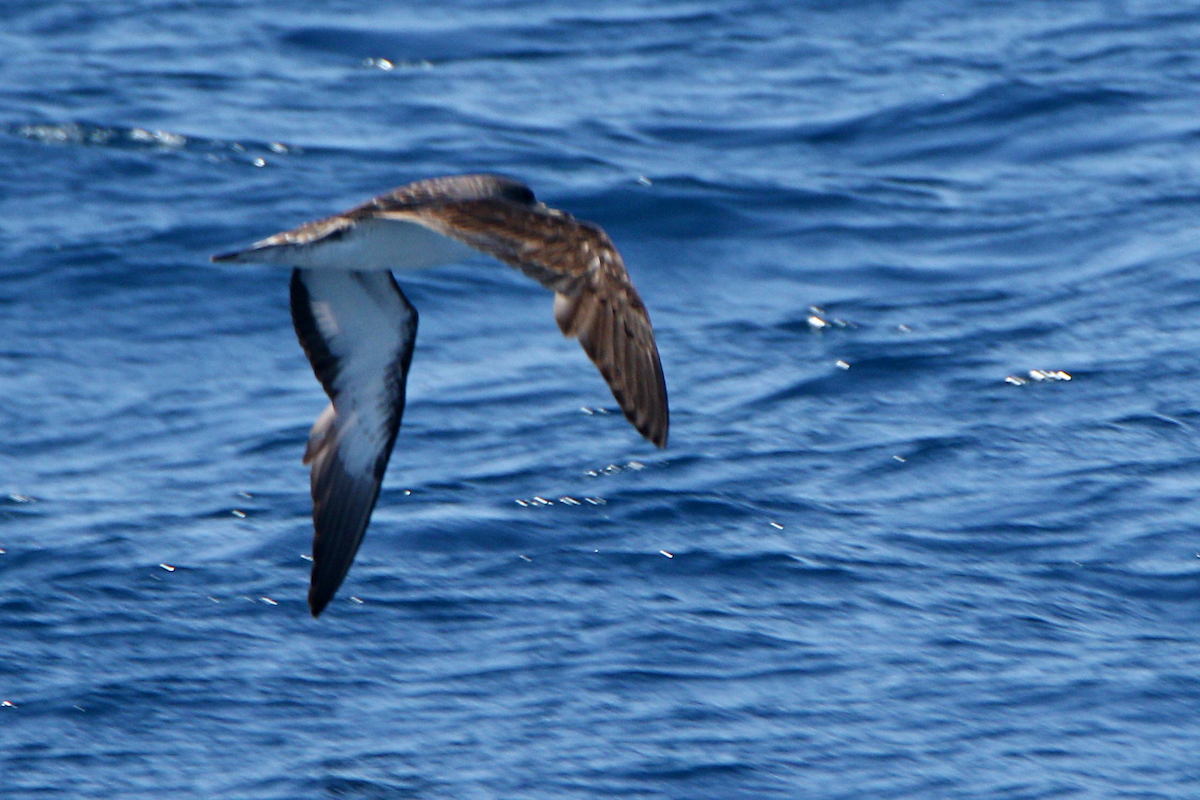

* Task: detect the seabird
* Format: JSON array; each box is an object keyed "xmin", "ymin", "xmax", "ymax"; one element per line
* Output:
[{"xmin": 212, "ymin": 174, "xmax": 668, "ymax": 616}]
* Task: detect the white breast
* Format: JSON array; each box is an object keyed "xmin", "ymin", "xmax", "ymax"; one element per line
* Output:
[{"xmin": 233, "ymin": 216, "xmax": 476, "ymax": 272}]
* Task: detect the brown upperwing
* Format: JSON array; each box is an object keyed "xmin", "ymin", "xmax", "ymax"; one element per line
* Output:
[{"xmin": 377, "ymin": 197, "xmax": 668, "ymax": 448}]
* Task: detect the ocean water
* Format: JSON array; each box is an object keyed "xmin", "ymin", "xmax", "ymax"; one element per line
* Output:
[{"xmin": 4, "ymin": 0, "xmax": 1200, "ymax": 797}]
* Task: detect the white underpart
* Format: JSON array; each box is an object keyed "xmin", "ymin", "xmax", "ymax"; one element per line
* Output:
[
  {"xmin": 238, "ymin": 217, "xmax": 475, "ymax": 271},
  {"xmin": 301, "ymin": 270, "xmax": 415, "ymax": 475}
]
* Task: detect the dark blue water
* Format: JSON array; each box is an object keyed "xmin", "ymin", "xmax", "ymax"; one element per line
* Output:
[{"xmin": 5, "ymin": 1, "xmax": 1200, "ymax": 797}]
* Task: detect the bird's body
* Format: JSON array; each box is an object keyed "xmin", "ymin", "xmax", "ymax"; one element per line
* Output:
[{"xmin": 213, "ymin": 174, "xmax": 668, "ymax": 616}]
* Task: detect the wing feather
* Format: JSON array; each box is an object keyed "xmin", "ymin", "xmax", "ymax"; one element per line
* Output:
[
  {"xmin": 211, "ymin": 174, "xmax": 668, "ymax": 616},
  {"xmin": 382, "ymin": 194, "xmax": 669, "ymax": 447},
  {"xmin": 290, "ymin": 268, "xmax": 416, "ymax": 616}
]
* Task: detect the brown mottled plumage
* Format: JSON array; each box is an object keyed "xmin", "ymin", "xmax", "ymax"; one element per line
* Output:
[{"xmin": 213, "ymin": 174, "xmax": 668, "ymax": 615}]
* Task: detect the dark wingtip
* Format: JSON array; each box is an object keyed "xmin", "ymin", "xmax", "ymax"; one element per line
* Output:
[
  {"xmin": 307, "ymin": 542, "xmax": 354, "ymax": 618},
  {"xmin": 308, "ymin": 586, "xmax": 331, "ymax": 618},
  {"xmin": 646, "ymin": 421, "xmax": 668, "ymax": 449},
  {"xmin": 628, "ymin": 408, "xmax": 668, "ymax": 449},
  {"xmin": 211, "ymin": 250, "xmax": 241, "ymax": 263}
]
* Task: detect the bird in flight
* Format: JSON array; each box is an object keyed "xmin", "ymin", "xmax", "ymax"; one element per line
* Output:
[{"xmin": 212, "ymin": 174, "xmax": 668, "ymax": 616}]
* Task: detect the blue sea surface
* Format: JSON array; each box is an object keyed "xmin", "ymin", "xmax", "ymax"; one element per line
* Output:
[{"xmin": 5, "ymin": 1, "xmax": 1200, "ymax": 797}]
